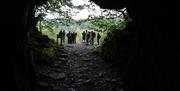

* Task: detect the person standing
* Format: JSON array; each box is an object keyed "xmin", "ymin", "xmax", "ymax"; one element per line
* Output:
[
  {"xmin": 82, "ymin": 31, "xmax": 86, "ymax": 43},
  {"xmin": 67, "ymin": 31, "xmax": 71, "ymax": 44},
  {"xmin": 92, "ymin": 31, "xmax": 96, "ymax": 45},
  {"xmin": 62, "ymin": 30, "xmax": 66, "ymax": 43},
  {"xmin": 59, "ymin": 30, "xmax": 63, "ymax": 45},
  {"xmin": 86, "ymin": 31, "xmax": 90, "ymax": 45},
  {"xmin": 97, "ymin": 33, "xmax": 101, "ymax": 45}
]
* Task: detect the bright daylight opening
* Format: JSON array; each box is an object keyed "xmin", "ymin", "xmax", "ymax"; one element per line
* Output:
[{"xmin": 35, "ymin": 0, "xmax": 127, "ymax": 44}]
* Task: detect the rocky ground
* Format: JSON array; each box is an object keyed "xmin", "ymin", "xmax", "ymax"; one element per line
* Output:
[{"xmin": 34, "ymin": 43, "xmax": 123, "ymax": 91}]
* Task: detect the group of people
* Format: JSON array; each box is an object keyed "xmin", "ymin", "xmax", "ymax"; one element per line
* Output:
[
  {"xmin": 58, "ymin": 30, "xmax": 77, "ymax": 44},
  {"xmin": 66, "ymin": 31, "xmax": 77, "ymax": 44},
  {"xmin": 58, "ymin": 30, "xmax": 101, "ymax": 45},
  {"xmin": 82, "ymin": 30, "xmax": 101, "ymax": 45}
]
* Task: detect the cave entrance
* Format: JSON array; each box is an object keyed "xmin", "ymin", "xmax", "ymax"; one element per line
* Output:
[{"xmin": 32, "ymin": 0, "xmax": 130, "ymax": 91}]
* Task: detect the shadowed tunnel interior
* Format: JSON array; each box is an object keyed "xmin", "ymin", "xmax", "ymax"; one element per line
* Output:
[{"xmin": 1, "ymin": 0, "xmax": 178, "ymax": 91}]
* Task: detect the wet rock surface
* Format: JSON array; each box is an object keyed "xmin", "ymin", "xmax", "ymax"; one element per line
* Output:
[{"xmin": 35, "ymin": 44, "xmax": 123, "ymax": 91}]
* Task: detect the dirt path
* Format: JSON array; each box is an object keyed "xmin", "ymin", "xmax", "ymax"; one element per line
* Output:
[{"xmin": 35, "ymin": 43, "xmax": 123, "ymax": 91}]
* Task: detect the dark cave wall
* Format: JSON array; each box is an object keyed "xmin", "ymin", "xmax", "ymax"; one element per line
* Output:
[
  {"xmin": 3, "ymin": 0, "xmax": 48, "ymax": 91},
  {"xmin": 91, "ymin": 0, "xmax": 177, "ymax": 91},
  {"xmin": 125, "ymin": 3, "xmax": 177, "ymax": 91},
  {"xmin": 124, "ymin": 2, "xmax": 175, "ymax": 91}
]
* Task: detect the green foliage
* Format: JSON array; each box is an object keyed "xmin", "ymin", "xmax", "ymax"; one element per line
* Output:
[
  {"xmin": 89, "ymin": 12, "xmax": 129, "ymax": 33},
  {"xmin": 28, "ymin": 29, "xmax": 58, "ymax": 61}
]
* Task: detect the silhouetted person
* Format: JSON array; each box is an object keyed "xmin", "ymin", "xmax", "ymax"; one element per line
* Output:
[
  {"xmin": 72, "ymin": 31, "xmax": 77, "ymax": 43},
  {"xmin": 97, "ymin": 33, "xmax": 101, "ymax": 45},
  {"xmin": 82, "ymin": 31, "xmax": 86, "ymax": 43},
  {"xmin": 67, "ymin": 31, "xmax": 72, "ymax": 44},
  {"xmin": 92, "ymin": 31, "xmax": 96, "ymax": 45},
  {"xmin": 90, "ymin": 31, "xmax": 96, "ymax": 45},
  {"xmin": 62, "ymin": 30, "xmax": 65, "ymax": 43},
  {"xmin": 86, "ymin": 31, "xmax": 90, "ymax": 45},
  {"xmin": 90, "ymin": 31, "xmax": 93, "ymax": 45},
  {"xmin": 59, "ymin": 30, "xmax": 63, "ymax": 45}
]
